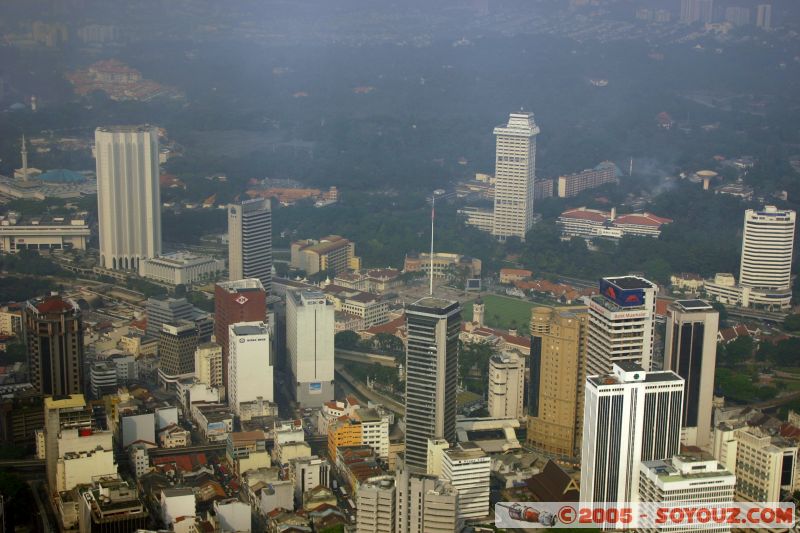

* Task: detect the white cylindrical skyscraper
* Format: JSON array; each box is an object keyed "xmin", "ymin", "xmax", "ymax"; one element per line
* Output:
[
  {"xmin": 739, "ymin": 206, "xmax": 796, "ymax": 291},
  {"xmin": 95, "ymin": 125, "xmax": 161, "ymax": 271}
]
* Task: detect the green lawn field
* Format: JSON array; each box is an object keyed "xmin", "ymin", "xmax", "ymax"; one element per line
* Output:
[{"xmin": 463, "ymin": 293, "xmax": 537, "ymax": 335}]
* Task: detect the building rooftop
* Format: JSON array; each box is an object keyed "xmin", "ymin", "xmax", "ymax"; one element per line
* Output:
[
  {"xmin": 44, "ymin": 394, "xmax": 86, "ymax": 410},
  {"xmin": 673, "ymin": 299, "xmax": 714, "ymax": 311},
  {"xmin": 353, "ymin": 408, "xmax": 382, "ymax": 423},
  {"xmin": 231, "ymin": 322, "xmax": 268, "ymax": 336},
  {"xmin": 96, "ymin": 125, "xmax": 155, "ymax": 133},
  {"xmin": 408, "ymin": 297, "xmax": 460, "ymax": 315},
  {"xmin": 604, "ymin": 276, "xmax": 656, "ymax": 290},
  {"xmin": 216, "ymin": 279, "xmax": 265, "ymax": 293}
]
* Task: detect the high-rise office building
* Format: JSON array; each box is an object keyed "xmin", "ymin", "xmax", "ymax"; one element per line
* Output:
[
  {"xmin": 639, "ymin": 456, "xmax": 734, "ymax": 533},
  {"xmin": 195, "ymin": 342, "xmax": 223, "ymax": 389},
  {"xmin": 356, "ymin": 476, "xmax": 395, "ymax": 533},
  {"xmin": 487, "ymin": 352, "xmax": 525, "ymax": 420},
  {"xmin": 429, "ymin": 442, "xmax": 491, "ymax": 520},
  {"xmin": 228, "ymin": 322, "xmax": 273, "ymax": 415},
  {"xmin": 24, "ymin": 295, "xmax": 84, "ymax": 396},
  {"xmin": 145, "ymin": 296, "xmax": 194, "ymax": 338},
  {"xmin": 158, "ymin": 320, "xmax": 199, "ymax": 383},
  {"xmin": 95, "ymin": 125, "xmax": 161, "ymax": 271},
  {"xmin": 680, "ymin": 0, "xmax": 714, "ymax": 24},
  {"xmin": 228, "ymin": 198, "xmax": 272, "ymax": 290},
  {"xmin": 738, "ymin": 206, "xmax": 795, "ymax": 308},
  {"xmin": 214, "ymin": 279, "xmax": 267, "ymax": 398},
  {"xmin": 586, "ymin": 276, "xmax": 657, "ymax": 377},
  {"xmin": 580, "ymin": 363, "xmax": 684, "ymax": 505},
  {"xmin": 492, "ymin": 112, "xmax": 540, "ymax": 241},
  {"xmin": 395, "ymin": 455, "xmax": 460, "ymax": 533},
  {"xmin": 286, "ymin": 289, "xmax": 335, "ymax": 407},
  {"xmin": 664, "ymin": 300, "xmax": 719, "ymax": 448},
  {"xmin": 404, "ymin": 298, "xmax": 461, "ymax": 472},
  {"xmin": 527, "ymin": 306, "xmax": 588, "ymax": 461},
  {"xmin": 756, "ymin": 4, "xmax": 772, "ymax": 29}
]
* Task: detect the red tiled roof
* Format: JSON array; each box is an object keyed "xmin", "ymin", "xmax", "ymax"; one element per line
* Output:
[
  {"xmin": 614, "ymin": 213, "xmax": 673, "ymax": 227},
  {"xmin": 35, "ymin": 296, "xmax": 73, "ymax": 314},
  {"xmin": 364, "ymin": 315, "xmax": 405, "ymax": 335},
  {"xmin": 780, "ymin": 423, "xmax": 800, "ymax": 441},
  {"xmin": 500, "ymin": 268, "xmax": 533, "ymax": 277},
  {"xmin": 153, "ymin": 452, "xmax": 207, "ymax": 472},
  {"xmin": 560, "ymin": 208, "xmax": 608, "ymax": 223}
]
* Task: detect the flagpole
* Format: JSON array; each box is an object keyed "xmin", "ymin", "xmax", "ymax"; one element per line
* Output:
[{"xmin": 429, "ymin": 192, "xmax": 435, "ymax": 296}]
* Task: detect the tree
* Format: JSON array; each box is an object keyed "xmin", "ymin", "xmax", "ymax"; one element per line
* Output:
[
  {"xmin": 784, "ymin": 314, "xmax": 800, "ymax": 332},
  {"xmin": 334, "ymin": 330, "xmax": 360, "ymax": 350},
  {"xmin": 711, "ymin": 302, "xmax": 729, "ymax": 323},
  {"xmin": 723, "ymin": 336, "xmax": 754, "ymax": 365},
  {"xmin": 373, "ymin": 333, "xmax": 404, "ymax": 356}
]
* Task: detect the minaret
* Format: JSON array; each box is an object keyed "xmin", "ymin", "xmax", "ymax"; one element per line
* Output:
[{"xmin": 20, "ymin": 135, "xmax": 28, "ymax": 182}]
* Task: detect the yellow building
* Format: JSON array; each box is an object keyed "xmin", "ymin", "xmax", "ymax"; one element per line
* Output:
[
  {"xmin": 328, "ymin": 416, "xmax": 362, "ymax": 461},
  {"xmin": 527, "ymin": 306, "xmax": 588, "ymax": 462},
  {"xmin": 290, "ymin": 235, "xmax": 360, "ymax": 277}
]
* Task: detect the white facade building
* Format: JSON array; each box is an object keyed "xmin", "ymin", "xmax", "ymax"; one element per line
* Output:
[
  {"xmin": 639, "ymin": 456, "xmax": 735, "ymax": 533},
  {"xmin": 161, "ymin": 488, "xmax": 196, "ymax": 527},
  {"xmin": 586, "ymin": 275, "xmax": 658, "ymax": 376},
  {"xmin": 286, "ymin": 290, "xmax": 334, "ymax": 407},
  {"xmin": 738, "ymin": 206, "xmax": 796, "ymax": 309},
  {"xmin": 580, "ymin": 363, "xmax": 684, "ymax": 506},
  {"xmin": 492, "ymin": 112, "xmax": 540, "ymax": 241},
  {"xmin": 228, "ymin": 322, "xmax": 273, "ymax": 415},
  {"xmin": 289, "ymin": 455, "xmax": 331, "ymax": 504},
  {"xmin": 436, "ymin": 442, "xmax": 491, "ymax": 520},
  {"xmin": 354, "ymin": 408, "xmax": 390, "ymax": 460},
  {"xmin": 664, "ymin": 300, "xmax": 719, "ymax": 448},
  {"xmin": 129, "ymin": 443, "xmax": 151, "ymax": 478},
  {"xmin": 228, "ymin": 198, "xmax": 272, "ymax": 290},
  {"xmin": 55, "ymin": 429, "xmax": 116, "ymax": 493},
  {"xmin": 0, "ymin": 215, "xmax": 90, "ymax": 253},
  {"xmin": 487, "ymin": 352, "xmax": 525, "ymax": 420},
  {"xmin": 713, "ymin": 423, "xmax": 797, "ymax": 502},
  {"xmin": 95, "ymin": 125, "xmax": 161, "ymax": 271},
  {"xmin": 139, "ymin": 252, "xmax": 224, "ymax": 285},
  {"xmin": 213, "ymin": 498, "xmax": 251, "ymax": 533}
]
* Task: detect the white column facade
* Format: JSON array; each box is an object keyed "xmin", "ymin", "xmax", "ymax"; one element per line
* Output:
[
  {"xmin": 95, "ymin": 125, "xmax": 161, "ymax": 270},
  {"xmin": 492, "ymin": 112, "xmax": 539, "ymax": 241}
]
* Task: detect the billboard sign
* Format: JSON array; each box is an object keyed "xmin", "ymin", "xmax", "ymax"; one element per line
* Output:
[
  {"xmin": 309, "ymin": 382, "xmax": 322, "ymax": 395},
  {"xmin": 599, "ymin": 279, "xmax": 645, "ymax": 308}
]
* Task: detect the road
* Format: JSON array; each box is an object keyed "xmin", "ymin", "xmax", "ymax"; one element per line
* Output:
[
  {"xmin": 334, "ymin": 365, "xmax": 404, "ymax": 415},
  {"xmin": 335, "ymin": 349, "xmax": 397, "ymax": 368}
]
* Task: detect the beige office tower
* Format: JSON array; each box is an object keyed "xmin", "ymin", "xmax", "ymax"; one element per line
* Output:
[
  {"xmin": 95, "ymin": 125, "xmax": 161, "ymax": 271},
  {"xmin": 395, "ymin": 455, "xmax": 459, "ymax": 533},
  {"xmin": 356, "ymin": 476, "xmax": 395, "ymax": 533},
  {"xmin": 664, "ymin": 300, "xmax": 719, "ymax": 448},
  {"xmin": 492, "ymin": 112, "xmax": 540, "ymax": 242},
  {"xmin": 527, "ymin": 306, "xmax": 588, "ymax": 462},
  {"xmin": 487, "ymin": 352, "xmax": 525, "ymax": 419}
]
